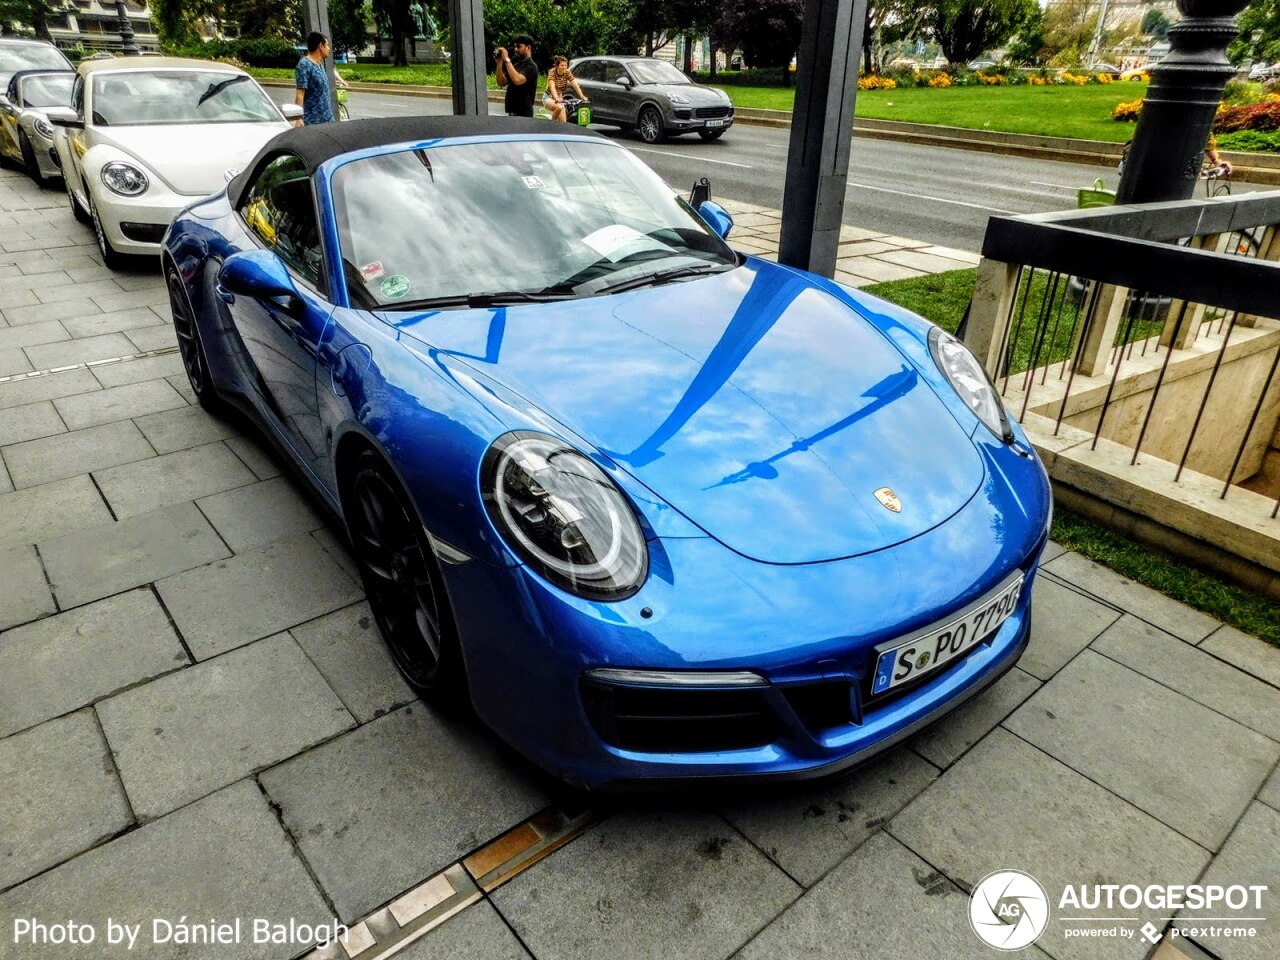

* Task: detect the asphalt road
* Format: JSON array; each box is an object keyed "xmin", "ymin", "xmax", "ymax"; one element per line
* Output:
[{"xmin": 276, "ymin": 88, "xmax": 1242, "ymax": 252}]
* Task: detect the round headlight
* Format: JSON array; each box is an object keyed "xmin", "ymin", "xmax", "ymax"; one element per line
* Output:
[
  {"xmin": 482, "ymin": 432, "xmax": 648, "ymax": 601},
  {"xmin": 33, "ymin": 117, "xmax": 55, "ymax": 139},
  {"xmin": 101, "ymin": 161, "xmax": 148, "ymax": 196},
  {"xmin": 929, "ymin": 327, "xmax": 1013, "ymax": 442}
]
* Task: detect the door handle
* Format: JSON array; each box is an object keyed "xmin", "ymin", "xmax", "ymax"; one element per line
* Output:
[{"xmin": 216, "ymin": 284, "xmax": 235, "ymax": 304}]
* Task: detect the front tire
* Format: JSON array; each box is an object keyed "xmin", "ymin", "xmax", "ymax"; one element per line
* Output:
[
  {"xmin": 166, "ymin": 265, "xmax": 224, "ymax": 413},
  {"xmin": 637, "ymin": 105, "xmax": 665, "ymax": 144},
  {"xmin": 344, "ymin": 450, "xmax": 465, "ymax": 701},
  {"xmin": 87, "ymin": 188, "xmax": 125, "ymax": 270}
]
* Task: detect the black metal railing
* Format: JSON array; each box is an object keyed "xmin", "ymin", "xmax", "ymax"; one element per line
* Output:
[{"xmin": 966, "ymin": 191, "xmax": 1280, "ymax": 517}]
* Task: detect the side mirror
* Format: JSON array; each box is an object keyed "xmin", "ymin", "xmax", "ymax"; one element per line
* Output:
[
  {"xmin": 45, "ymin": 106, "xmax": 83, "ymax": 129},
  {"xmin": 280, "ymin": 103, "xmax": 303, "ymax": 121},
  {"xmin": 219, "ymin": 249, "xmax": 297, "ymax": 302},
  {"xmin": 698, "ymin": 200, "xmax": 733, "ymax": 240},
  {"xmin": 617, "ymin": 75, "xmax": 633, "ymax": 88}
]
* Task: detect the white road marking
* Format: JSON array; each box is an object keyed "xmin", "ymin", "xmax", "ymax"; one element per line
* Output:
[
  {"xmin": 628, "ymin": 146, "xmax": 754, "ymax": 169},
  {"xmin": 1030, "ymin": 180, "xmax": 1077, "ymax": 190},
  {"xmin": 846, "ymin": 181, "xmax": 1016, "ymax": 214}
]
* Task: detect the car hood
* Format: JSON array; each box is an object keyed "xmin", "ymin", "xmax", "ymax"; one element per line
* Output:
[
  {"xmin": 90, "ymin": 122, "xmax": 288, "ymax": 195},
  {"xmin": 643, "ymin": 82, "xmax": 731, "ymax": 106},
  {"xmin": 390, "ymin": 260, "xmax": 984, "ymax": 564}
]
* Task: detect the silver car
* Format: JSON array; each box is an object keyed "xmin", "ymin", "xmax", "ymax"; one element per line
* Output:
[
  {"xmin": 570, "ymin": 56, "xmax": 734, "ymax": 144},
  {"xmin": 0, "ymin": 69, "xmax": 74, "ymax": 185}
]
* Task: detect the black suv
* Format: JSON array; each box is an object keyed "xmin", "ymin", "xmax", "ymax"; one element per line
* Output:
[{"xmin": 570, "ymin": 56, "xmax": 734, "ymax": 144}]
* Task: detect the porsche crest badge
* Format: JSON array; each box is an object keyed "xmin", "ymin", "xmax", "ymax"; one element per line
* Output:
[{"xmin": 874, "ymin": 487, "xmax": 902, "ymax": 513}]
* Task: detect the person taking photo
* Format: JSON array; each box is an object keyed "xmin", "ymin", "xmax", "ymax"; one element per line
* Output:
[{"xmin": 495, "ymin": 36, "xmax": 538, "ymax": 117}]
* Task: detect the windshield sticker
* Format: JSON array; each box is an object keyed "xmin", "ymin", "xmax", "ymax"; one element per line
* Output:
[
  {"xmin": 380, "ymin": 275, "xmax": 411, "ymax": 300},
  {"xmin": 360, "ymin": 261, "xmax": 385, "ymax": 282},
  {"xmin": 522, "ymin": 175, "xmax": 546, "ymax": 190},
  {"xmin": 582, "ymin": 224, "xmax": 671, "ymax": 262}
]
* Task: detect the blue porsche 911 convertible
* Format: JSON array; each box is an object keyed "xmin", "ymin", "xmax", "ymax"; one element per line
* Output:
[{"xmin": 162, "ymin": 116, "xmax": 1051, "ymax": 789}]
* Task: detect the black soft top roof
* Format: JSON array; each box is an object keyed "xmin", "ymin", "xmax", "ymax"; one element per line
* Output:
[{"xmin": 228, "ymin": 115, "xmax": 605, "ymax": 207}]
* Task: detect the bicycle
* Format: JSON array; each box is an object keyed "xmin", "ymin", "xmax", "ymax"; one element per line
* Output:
[
  {"xmin": 335, "ymin": 75, "xmax": 350, "ymax": 121},
  {"xmin": 537, "ymin": 94, "xmax": 590, "ymax": 126}
]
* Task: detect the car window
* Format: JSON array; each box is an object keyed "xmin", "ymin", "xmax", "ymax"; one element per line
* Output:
[
  {"xmin": 21, "ymin": 74, "xmax": 72, "ymax": 109},
  {"xmin": 331, "ymin": 139, "xmax": 736, "ymax": 310},
  {"xmin": 0, "ymin": 44, "xmax": 70, "ymax": 76},
  {"xmin": 628, "ymin": 60, "xmax": 691, "ymax": 85},
  {"xmin": 90, "ymin": 70, "xmax": 280, "ymax": 126},
  {"xmin": 240, "ymin": 154, "xmax": 325, "ymax": 291},
  {"xmin": 71, "ymin": 75, "xmax": 83, "ymax": 117},
  {"xmin": 4, "ymin": 77, "xmax": 15, "ymax": 102},
  {"xmin": 574, "ymin": 60, "xmax": 602, "ymax": 82},
  {"xmin": 602, "ymin": 61, "xmax": 629, "ymax": 85}
]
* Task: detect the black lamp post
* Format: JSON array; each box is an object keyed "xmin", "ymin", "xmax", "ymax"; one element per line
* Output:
[
  {"xmin": 113, "ymin": 0, "xmax": 141, "ymax": 56},
  {"xmin": 1115, "ymin": 0, "xmax": 1247, "ymax": 203}
]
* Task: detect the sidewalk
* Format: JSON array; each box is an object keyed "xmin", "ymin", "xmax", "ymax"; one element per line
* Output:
[{"xmin": 1, "ymin": 161, "xmax": 1278, "ymax": 960}]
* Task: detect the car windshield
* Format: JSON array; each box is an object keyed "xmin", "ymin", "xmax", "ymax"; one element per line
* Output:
[
  {"xmin": 90, "ymin": 70, "xmax": 280, "ymax": 126},
  {"xmin": 0, "ymin": 44, "xmax": 69, "ymax": 79},
  {"xmin": 22, "ymin": 73, "xmax": 72, "ymax": 108},
  {"xmin": 627, "ymin": 60, "xmax": 690, "ymax": 85},
  {"xmin": 332, "ymin": 138, "xmax": 737, "ymax": 310}
]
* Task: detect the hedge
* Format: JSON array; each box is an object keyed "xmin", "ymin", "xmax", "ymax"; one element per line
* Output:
[{"xmin": 164, "ymin": 38, "xmax": 300, "ymax": 69}]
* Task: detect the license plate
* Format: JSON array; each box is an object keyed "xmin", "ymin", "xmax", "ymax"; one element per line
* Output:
[
  {"xmin": 705, "ymin": 119, "xmax": 724, "ymax": 128},
  {"xmin": 870, "ymin": 575, "xmax": 1024, "ymax": 695}
]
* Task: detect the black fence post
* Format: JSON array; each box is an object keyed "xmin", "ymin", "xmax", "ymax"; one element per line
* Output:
[
  {"xmin": 1115, "ymin": 0, "xmax": 1248, "ymax": 204},
  {"xmin": 778, "ymin": 0, "xmax": 867, "ymax": 277},
  {"xmin": 450, "ymin": 0, "xmax": 488, "ymax": 116}
]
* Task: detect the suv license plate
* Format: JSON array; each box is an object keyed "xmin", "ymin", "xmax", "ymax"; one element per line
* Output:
[{"xmin": 705, "ymin": 119, "xmax": 724, "ymax": 128}]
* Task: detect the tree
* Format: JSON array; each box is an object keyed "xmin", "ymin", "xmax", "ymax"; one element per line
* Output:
[
  {"xmin": 1005, "ymin": 6, "xmax": 1046, "ymax": 65},
  {"xmin": 329, "ymin": 0, "xmax": 369, "ymax": 56},
  {"xmin": 1231, "ymin": 0, "xmax": 1280, "ymax": 66},
  {"xmin": 372, "ymin": 0, "xmax": 411, "ymax": 65},
  {"xmin": 866, "ymin": 0, "xmax": 929, "ymax": 73},
  {"xmin": 923, "ymin": 0, "xmax": 1038, "ymax": 65},
  {"xmin": 1141, "ymin": 8, "xmax": 1171, "ymax": 41},
  {"xmin": 714, "ymin": 0, "xmax": 803, "ymax": 85},
  {"xmin": 481, "ymin": 0, "xmax": 613, "ymax": 71},
  {"xmin": 0, "ymin": 0, "xmax": 58, "ymax": 40}
]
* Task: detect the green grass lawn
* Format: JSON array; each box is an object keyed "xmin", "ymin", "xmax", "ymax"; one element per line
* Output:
[{"xmin": 866, "ymin": 268, "xmax": 1280, "ymax": 646}]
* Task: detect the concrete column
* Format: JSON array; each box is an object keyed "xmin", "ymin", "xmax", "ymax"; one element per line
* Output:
[
  {"xmin": 1077, "ymin": 284, "xmax": 1131, "ymax": 377},
  {"xmin": 778, "ymin": 0, "xmax": 867, "ymax": 277},
  {"xmin": 964, "ymin": 258, "xmax": 1020, "ymax": 377},
  {"xmin": 301, "ymin": 0, "xmax": 339, "ymax": 122},
  {"xmin": 449, "ymin": 0, "xmax": 488, "ymax": 116}
]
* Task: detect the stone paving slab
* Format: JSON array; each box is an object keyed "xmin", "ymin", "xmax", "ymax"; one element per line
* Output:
[
  {"xmin": 0, "ymin": 709, "xmax": 133, "ymax": 890},
  {"xmin": 0, "ymin": 780, "xmax": 333, "ymax": 960},
  {"xmin": 97, "ymin": 633, "xmax": 355, "ymax": 820},
  {"xmin": 1019, "ymin": 576, "xmax": 1121, "ymax": 680},
  {"xmin": 0, "ymin": 346, "xmax": 32, "ymax": 376},
  {"xmin": 910, "ymin": 665, "xmax": 1042, "ymax": 768},
  {"xmin": 288, "ymin": 602, "xmax": 414, "ymax": 724},
  {"xmin": 398, "ymin": 901, "xmax": 532, "ymax": 960},
  {"xmin": 155, "ymin": 533, "xmax": 364, "ymax": 660},
  {"xmin": 1201, "ymin": 625, "xmax": 1280, "ymax": 689},
  {"xmin": 0, "ymin": 399, "xmax": 66, "ymax": 447},
  {"xmin": 0, "ymin": 588, "xmax": 188, "ymax": 739},
  {"xmin": 1261, "ymin": 767, "xmax": 1279, "ymax": 810},
  {"xmin": 134, "ymin": 404, "xmax": 241, "ymax": 455},
  {"xmin": 0, "ymin": 456, "xmax": 10, "ymax": 494},
  {"xmin": 735, "ymin": 830, "xmax": 1052, "ymax": 960},
  {"xmin": 125, "ymin": 323, "xmax": 178, "ymax": 353},
  {"xmin": 0, "ymin": 367, "xmax": 100, "ymax": 410},
  {"xmin": 0, "ymin": 542, "xmax": 54, "ymax": 631},
  {"xmin": 1042, "ymin": 551, "xmax": 1221, "ymax": 643},
  {"xmin": 3, "ymin": 297, "xmax": 104, "ymax": 327},
  {"xmin": 1003, "ymin": 651, "xmax": 1280, "ymax": 850},
  {"xmin": 0, "ymin": 318, "xmax": 69, "ymax": 350},
  {"xmin": 40, "ymin": 501, "xmax": 230, "ymax": 610},
  {"xmin": 195, "ymin": 475, "xmax": 326, "ymax": 553},
  {"xmin": 260, "ymin": 704, "xmax": 548, "ymax": 923},
  {"xmin": 94, "ymin": 440, "xmax": 257, "ymax": 520},
  {"xmin": 1179, "ymin": 802, "xmax": 1279, "ymax": 960},
  {"xmin": 0, "ymin": 474, "xmax": 111, "ymax": 547},
  {"xmin": 90, "ymin": 351, "xmax": 185, "ymax": 388},
  {"xmin": 891, "ymin": 729, "xmax": 1212, "ymax": 960},
  {"xmin": 493, "ymin": 810, "xmax": 800, "ymax": 960},
  {"xmin": 53, "ymin": 379, "xmax": 187, "ymax": 431},
  {"xmin": 2, "ymin": 418, "xmax": 154, "ymax": 489},
  {"xmin": 1092, "ymin": 615, "xmax": 1280, "ymax": 741},
  {"xmin": 62, "ymin": 305, "xmax": 165, "ymax": 339},
  {"xmin": 720, "ymin": 746, "xmax": 939, "ymax": 888}
]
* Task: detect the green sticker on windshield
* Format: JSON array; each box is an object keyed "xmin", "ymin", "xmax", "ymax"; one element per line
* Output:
[{"xmin": 380, "ymin": 275, "xmax": 410, "ymax": 300}]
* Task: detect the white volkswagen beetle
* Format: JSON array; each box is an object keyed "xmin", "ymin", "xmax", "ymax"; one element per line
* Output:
[{"xmin": 48, "ymin": 57, "xmax": 302, "ymax": 267}]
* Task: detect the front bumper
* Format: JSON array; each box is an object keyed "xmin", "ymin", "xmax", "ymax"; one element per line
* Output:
[
  {"xmin": 29, "ymin": 130, "xmax": 62, "ymax": 180},
  {"xmin": 668, "ymin": 107, "xmax": 734, "ymax": 134},
  {"xmin": 94, "ymin": 182, "xmax": 197, "ymax": 256}
]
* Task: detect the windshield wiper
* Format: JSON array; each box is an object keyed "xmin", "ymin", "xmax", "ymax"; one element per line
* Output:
[
  {"xmin": 588, "ymin": 262, "xmax": 729, "ymax": 297},
  {"xmin": 197, "ymin": 74, "xmax": 250, "ymax": 106},
  {"xmin": 381, "ymin": 290, "xmax": 575, "ymax": 311}
]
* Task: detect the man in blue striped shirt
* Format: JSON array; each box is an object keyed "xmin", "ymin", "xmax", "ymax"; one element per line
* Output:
[{"xmin": 295, "ymin": 33, "xmax": 335, "ymax": 126}]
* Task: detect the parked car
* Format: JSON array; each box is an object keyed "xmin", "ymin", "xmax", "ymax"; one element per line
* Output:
[
  {"xmin": 1119, "ymin": 65, "xmax": 1151, "ymax": 82},
  {"xmin": 1248, "ymin": 61, "xmax": 1280, "ymax": 81},
  {"xmin": 570, "ymin": 55, "xmax": 734, "ymax": 143},
  {"xmin": 0, "ymin": 68, "xmax": 73, "ymax": 186},
  {"xmin": 966, "ymin": 60, "xmax": 998, "ymax": 71},
  {"xmin": 1084, "ymin": 62, "xmax": 1122, "ymax": 78},
  {"xmin": 46, "ymin": 57, "xmax": 301, "ymax": 267},
  {"xmin": 0, "ymin": 37, "xmax": 72, "ymax": 90},
  {"xmin": 161, "ymin": 115, "xmax": 1051, "ymax": 788}
]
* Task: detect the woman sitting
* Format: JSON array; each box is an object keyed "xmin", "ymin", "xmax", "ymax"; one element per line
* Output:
[{"xmin": 544, "ymin": 56, "xmax": 588, "ymax": 122}]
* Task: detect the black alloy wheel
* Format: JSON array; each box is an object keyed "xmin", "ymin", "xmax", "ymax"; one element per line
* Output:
[
  {"xmin": 346, "ymin": 450, "xmax": 462, "ymax": 697},
  {"xmin": 18, "ymin": 131, "xmax": 48, "ymax": 187},
  {"xmin": 638, "ymin": 105, "xmax": 665, "ymax": 144},
  {"xmin": 166, "ymin": 266, "xmax": 223, "ymax": 412}
]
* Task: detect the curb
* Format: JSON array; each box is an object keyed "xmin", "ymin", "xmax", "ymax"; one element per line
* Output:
[{"xmin": 258, "ymin": 78, "xmax": 1280, "ymax": 184}]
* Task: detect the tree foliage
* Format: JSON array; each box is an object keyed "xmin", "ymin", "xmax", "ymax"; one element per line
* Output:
[
  {"xmin": 1141, "ymin": 8, "xmax": 1170, "ymax": 41},
  {"xmin": 1005, "ymin": 6, "xmax": 1047, "ymax": 65},
  {"xmin": 1231, "ymin": 0, "xmax": 1280, "ymax": 66},
  {"xmin": 713, "ymin": 0, "xmax": 803, "ymax": 71},
  {"xmin": 329, "ymin": 0, "xmax": 370, "ymax": 55},
  {"xmin": 0, "ymin": 0, "xmax": 57, "ymax": 39},
  {"xmin": 923, "ymin": 0, "xmax": 1038, "ymax": 65},
  {"xmin": 482, "ymin": 0, "xmax": 613, "ymax": 70}
]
